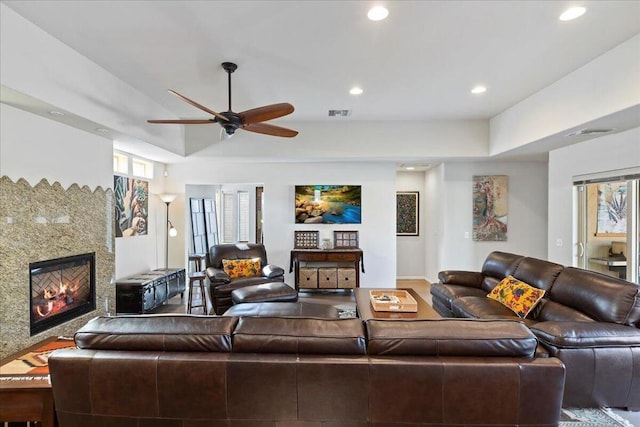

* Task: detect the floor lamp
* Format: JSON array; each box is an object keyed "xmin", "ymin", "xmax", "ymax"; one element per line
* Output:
[{"xmin": 159, "ymin": 194, "xmax": 178, "ymax": 268}]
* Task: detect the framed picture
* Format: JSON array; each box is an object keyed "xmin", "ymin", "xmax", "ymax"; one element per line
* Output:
[
  {"xmin": 334, "ymin": 230, "xmax": 359, "ymax": 248},
  {"xmin": 114, "ymin": 175, "xmax": 148, "ymax": 237},
  {"xmin": 294, "ymin": 230, "xmax": 319, "ymax": 249},
  {"xmin": 472, "ymin": 175, "xmax": 508, "ymax": 241},
  {"xmin": 594, "ymin": 182, "xmax": 626, "ymax": 237},
  {"xmin": 396, "ymin": 191, "xmax": 419, "ymax": 236},
  {"xmin": 295, "ymin": 185, "xmax": 361, "ymax": 224}
]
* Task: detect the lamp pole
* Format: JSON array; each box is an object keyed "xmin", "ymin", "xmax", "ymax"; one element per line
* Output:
[{"xmin": 164, "ymin": 201, "xmax": 170, "ymax": 269}]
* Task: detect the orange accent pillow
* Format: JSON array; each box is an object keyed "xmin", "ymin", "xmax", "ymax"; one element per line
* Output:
[
  {"xmin": 487, "ymin": 276, "xmax": 545, "ymax": 319},
  {"xmin": 222, "ymin": 258, "xmax": 262, "ymax": 279}
]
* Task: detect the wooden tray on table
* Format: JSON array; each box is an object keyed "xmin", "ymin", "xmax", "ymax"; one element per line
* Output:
[{"xmin": 369, "ymin": 290, "xmax": 418, "ymax": 312}]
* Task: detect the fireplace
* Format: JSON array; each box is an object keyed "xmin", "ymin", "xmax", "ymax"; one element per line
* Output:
[{"xmin": 29, "ymin": 252, "xmax": 96, "ymax": 336}]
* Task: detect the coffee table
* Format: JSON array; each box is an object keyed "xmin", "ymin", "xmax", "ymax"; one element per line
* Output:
[{"xmin": 355, "ymin": 288, "xmax": 441, "ymax": 320}]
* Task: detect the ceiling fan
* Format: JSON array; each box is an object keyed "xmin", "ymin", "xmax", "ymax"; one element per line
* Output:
[{"xmin": 148, "ymin": 62, "xmax": 298, "ymax": 139}]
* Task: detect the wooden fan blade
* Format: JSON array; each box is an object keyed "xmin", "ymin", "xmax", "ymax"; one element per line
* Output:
[
  {"xmin": 168, "ymin": 90, "xmax": 229, "ymax": 122},
  {"xmin": 243, "ymin": 123, "xmax": 298, "ymax": 138},
  {"xmin": 239, "ymin": 103, "xmax": 294, "ymax": 124},
  {"xmin": 147, "ymin": 119, "xmax": 215, "ymax": 124}
]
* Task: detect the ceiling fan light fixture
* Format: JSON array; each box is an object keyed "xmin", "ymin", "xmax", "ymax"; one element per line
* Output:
[
  {"xmin": 559, "ymin": 6, "xmax": 586, "ymax": 21},
  {"xmin": 220, "ymin": 127, "xmax": 234, "ymax": 141},
  {"xmin": 368, "ymin": 6, "xmax": 389, "ymax": 21}
]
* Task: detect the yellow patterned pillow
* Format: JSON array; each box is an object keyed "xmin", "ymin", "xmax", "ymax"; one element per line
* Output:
[
  {"xmin": 487, "ymin": 276, "xmax": 545, "ymax": 318},
  {"xmin": 222, "ymin": 258, "xmax": 262, "ymax": 279}
]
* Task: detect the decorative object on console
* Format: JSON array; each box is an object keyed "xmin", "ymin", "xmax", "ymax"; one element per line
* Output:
[
  {"xmin": 472, "ymin": 175, "xmax": 507, "ymax": 241},
  {"xmin": 114, "ymin": 175, "xmax": 148, "ymax": 237},
  {"xmin": 486, "ymin": 275, "xmax": 545, "ymax": 318},
  {"xmin": 396, "ymin": 191, "xmax": 419, "ymax": 236},
  {"xmin": 333, "ymin": 230, "xmax": 359, "ymax": 248},
  {"xmin": 295, "ymin": 185, "xmax": 361, "ymax": 224},
  {"xmin": 294, "ymin": 230, "xmax": 319, "ymax": 249}
]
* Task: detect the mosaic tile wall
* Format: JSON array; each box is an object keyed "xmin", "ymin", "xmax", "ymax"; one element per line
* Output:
[{"xmin": 0, "ymin": 176, "xmax": 115, "ymax": 358}]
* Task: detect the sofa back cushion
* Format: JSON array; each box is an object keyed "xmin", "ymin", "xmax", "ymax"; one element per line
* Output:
[
  {"xmin": 233, "ymin": 317, "xmax": 366, "ymax": 354},
  {"xmin": 366, "ymin": 319, "xmax": 537, "ymax": 357},
  {"xmin": 511, "ymin": 257, "xmax": 564, "ymax": 293},
  {"xmin": 208, "ymin": 243, "xmax": 268, "ymax": 269},
  {"xmin": 535, "ymin": 299, "xmax": 596, "ymax": 322},
  {"xmin": 549, "ymin": 267, "xmax": 640, "ymax": 326},
  {"xmin": 480, "ymin": 252, "xmax": 524, "ymax": 292},
  {"xmin": 75, "ymin": 315, "xmax": 237, "ymax": 352}
]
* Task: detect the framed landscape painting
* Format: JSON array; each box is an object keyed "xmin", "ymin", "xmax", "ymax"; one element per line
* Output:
[
  {"xmin": 295, "ymin": 185, "xmax": 361, "ymax": 224},
  {"xmin": 396, "ymin": 191, "xmax": 419, "ymax": 236}
]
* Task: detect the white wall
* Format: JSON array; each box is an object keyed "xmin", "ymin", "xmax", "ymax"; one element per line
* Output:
[
  {"xmin": 167, "ymin": 161, "xmax": 397, "ymax": 288},
  {"xmin": 396, "ymin": 171, "xmax": 426, "ymax": 279},
  {"xmin": 490, "ymin": 35, "xmax": 640, "ymax": 155},
  {"xmin": 424, "ymin": 165, "xmax": 445, "ymax": 282},
  {"xmin": 548, "ymin": 127, "xmax": 640, "ymax": 266},
  {"xmin": 439, "ymin": 161, "xmax": 548, "ymax": 272}
]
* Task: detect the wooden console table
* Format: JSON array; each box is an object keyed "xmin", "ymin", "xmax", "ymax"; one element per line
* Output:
[
  {"xmin": 289, "ymin": 248, "xmax": 364, "ymax": 290},
  {"xmin": 0, "ymin": 336, "xmax": 76, "ymax": 427}
]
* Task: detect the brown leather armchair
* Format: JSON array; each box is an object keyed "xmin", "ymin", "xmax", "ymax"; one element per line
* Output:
[{"xmin": 205, "ymin": 243, "xmax": 285, "ymax": 314}]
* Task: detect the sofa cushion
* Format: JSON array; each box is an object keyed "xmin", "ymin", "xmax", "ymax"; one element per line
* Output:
[
  {"xmin": 430, "ymin": 282, "xmax": 487, "ymax": 306},
  {"xmin": 549, "ymin": 267, "xmax": 640, "ymax": 326},
  {"xmin": 451, "ymin": 297, "xmax": 539, "ymax": 327},
  {"xmin": 535, "ymin": 299, "xmax": 595, "ymax": 322},
  {"xmin": 232, "ymin": 317, "xmax": 366, "ymax": 354},
  {"xmin": 486, "ymin": 276, "xmax": 545, "ymax": 319},
  {"xmin": 366, "ymin": 319, "xmax": 538, "ymax": 357},
  {"xmin": 74, "ymin": 315, "xmax": 237, "ymax": 352},
  {"xmin": 223, "ymin": 258, "xmax": 261, "ymax": 279},
  {"xmin": 531, "ymin": 321, "xmax": 640, "ymax": 348},
  {"xmin": 512, "ymin": 257, "xmax": 564, "ymax": 292},
  {"xmin": 481, "ymin": 251, "xmax": 524, "ymax": 280}
]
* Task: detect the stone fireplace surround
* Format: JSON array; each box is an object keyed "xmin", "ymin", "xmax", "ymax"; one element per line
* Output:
[{"xmin": 0, "ymin": 176, "xmax": 115, "ymax": 358}]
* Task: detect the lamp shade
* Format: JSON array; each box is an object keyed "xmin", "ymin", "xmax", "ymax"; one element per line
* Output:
[
  {"xmin": 168, "ymin": 226, "xmax": 178, "ymax": 237},
  {"xmin": 159, "ymin": 194, "xmax": 177, "ymax": 203}
]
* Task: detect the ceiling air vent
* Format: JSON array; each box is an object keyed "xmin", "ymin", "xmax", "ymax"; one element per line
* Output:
[
  {"xmin": 565, "ymin": 128, "xmax": 614, "ymax": 137},
  {"xmin": 328, "ymin": 109, "xmax": 351, "ymax": 117}
]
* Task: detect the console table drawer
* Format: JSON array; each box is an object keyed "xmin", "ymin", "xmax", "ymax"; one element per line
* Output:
[{"xmin": 290, "ymin": 249, "xmax": 364, "ymax": 291}]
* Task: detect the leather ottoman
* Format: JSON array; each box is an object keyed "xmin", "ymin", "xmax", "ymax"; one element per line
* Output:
[
  {"xmin": 231, "ymin": 282, "xmax": 298, "ymax": 304},
  {"xmin": 223, "ymin": 302, "xmax": 339, "ymax": 318}
]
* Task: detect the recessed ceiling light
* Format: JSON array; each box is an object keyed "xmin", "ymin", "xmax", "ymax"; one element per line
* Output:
[
  {"xmin": 405, "ymin": 166, "xmax": 416, "ymax": 170},
  {"xmin": 368, "ymin": 6, "xmax": 389, "ymax": 21},
  {"xmin": 350, "ymin": 87, "xmax": 364, "ymax": 95},
  {"xmin": 471, "ymin": 85, "xmax": 487, "ymax": 94},
  {"xmin": 559, "ymin": 6, "xmax": 586, "ymax": 21},
  {"xmin": 95, "ymin": 128, "xmax": 110, "ymax": 133},
  {"xmin": 48, "ymin": 110, "xmax": 65, "ymax": 116}
]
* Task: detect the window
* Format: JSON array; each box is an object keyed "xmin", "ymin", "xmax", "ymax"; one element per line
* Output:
[
  {"xmin": 221, "ymin": 189, "xmax": 253, "ymax": 243},
  {"xmin": 113, "ymin": 153, "xmax": 128, "ymax": 174},
  {"xmin": 237, "ymin": 191, "xmax": 250, "ymax": 242},
  {"xmin": 132, "ymin": 158, "xmax": 153, "ymax": 179}
]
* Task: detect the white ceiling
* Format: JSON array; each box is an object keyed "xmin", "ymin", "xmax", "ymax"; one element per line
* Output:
[{"xmin": 2, "ymin": 0, "xmax": 640, "ymax": 163}]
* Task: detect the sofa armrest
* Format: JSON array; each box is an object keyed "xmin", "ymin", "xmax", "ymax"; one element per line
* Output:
[
  {"xmin": 263, "ymin": 264, "xmax": 285, "ymax": 279},
  {"xmin": 438, "ymin": 270, "xmax": 483, "ymax": 288},
  {"xmin": 531, "ymin": 321, "xmax": 640, "ymax": 348},
  {"xmin": 206, "ymin": 267, "xmax": 230, "ymax": 284}
]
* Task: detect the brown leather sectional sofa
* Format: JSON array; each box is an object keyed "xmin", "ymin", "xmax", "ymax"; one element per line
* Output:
[
  {"xmin": 49, "ymin": 314, "xmax": 565, "ymax": 426},
  {"xmin": 431, "ymin": 251, "xmax": 640, "ymax": 410}
]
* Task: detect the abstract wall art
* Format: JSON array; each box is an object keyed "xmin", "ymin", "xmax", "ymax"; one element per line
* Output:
[{"xmin": 472, "ymin": 175, "xmax": 508, "ymax": 241}]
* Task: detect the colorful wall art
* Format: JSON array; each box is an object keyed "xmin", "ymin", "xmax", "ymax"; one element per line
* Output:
[
  {"xmin": 596, "ymin": 182, "xmax": 627, "ymax": 236},
  {"xmin": 396, "ymin": 191, "xmax": 419, "ymax": 236},
  {"xmin": 114, "ymin": 176, "xmax": 148, "ymax": 237},
  {"xmin": 295, "ymin": 185, "xmax": 361, "ymax": 224},
  {"xmin": 472, "ymin": 175, "xmax": 508, "ymax": 241}
]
